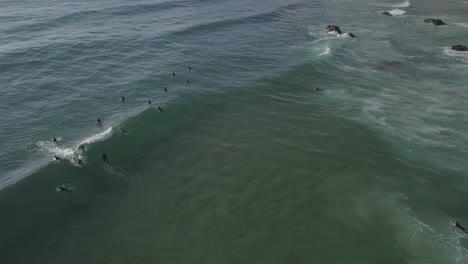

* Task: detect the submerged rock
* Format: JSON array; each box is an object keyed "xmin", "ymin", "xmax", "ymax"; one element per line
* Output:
[
  {"xmin": 326, "ymin": 25, "xmax": 342, "ymax": 34},
  {"xmin": 451, "ymin": 45, "xmax": 468, "ymax": 51},
  {"xmin": 424, "ymin": 18, "xmax": 446, "ymax": 25}
]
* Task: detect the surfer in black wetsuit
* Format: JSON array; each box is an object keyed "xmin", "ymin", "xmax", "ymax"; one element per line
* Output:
[
  {"xmin": 186, "ymin": 80, "xmax": 190, "ymax": 84},
  {"xmin": 56, "ymin": 185, "xmax": 73, "ymax": 192},
  {"xmin": 78, "ymin": 144, "xmax": 85, "ymax": 151},
  {"xmin": 73, "ymin": 156, "xmax": 83, "ymax": 165},
  {"xmin": 172, "ymin": 72, "xmax": 176, "ymax": 78},
  {"xmin": 315, "ymin": 88, "xmax": 323, "ymax": 91},
  {"xmin": 188, "ymin": 66, "xmax": 192, "ymax": 71},
  {"xmin": 102, "ymin": 153, "xmax": 108, "ymax": 164},
  {"xmin": 164, "ymin": 87, "xmax": 168, "ymax": 93},
  {"xmin": 158, "ymin": 106, "xmax": 164, "ymax": 112},
  {"xmin": 121, "ymin": 96, "xmax": 125, "ymax": 102},
  {"xmin": 52, "ymin": 137, "xmax": 57, "ymax": 143},
  {"xmin": 452, "ymin": 220, "xmax": 466, "ymax": 232},
  {"xmin": 148, "ymin": 99, "xmax": 152, "ymax": 105},
  {"xmin": 120, "ymin": 126, "xmax": 127, "ymax": 135},
  {"xmin": 54, "ymin": 155, "xmax": 61, "ymax": 161},
  {"xmin": 97, "ymin": 118, "xmax": 102, "ymax": 125}
]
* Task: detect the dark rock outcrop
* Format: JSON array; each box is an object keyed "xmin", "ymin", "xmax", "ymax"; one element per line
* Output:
[
  {"xmin": 424, "ymin": 18, "xmax": 446, "ymax": 25},
  {"xmin": 451, "ymin": 45, "xmax": 468, "ymax": 51},
  {"xmin": 326, "ymin": 25, "xmax": 342, "ymax": 34}
]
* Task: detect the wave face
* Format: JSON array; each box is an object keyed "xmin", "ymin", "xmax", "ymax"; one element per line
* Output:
[{"xmin": 2, "ymin": 0, "xmax": 468, "ymax": 263}]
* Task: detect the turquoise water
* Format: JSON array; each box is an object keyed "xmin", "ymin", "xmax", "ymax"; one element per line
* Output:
[{"xmin": 1, "ymin": 0, "xmax": 468, "ymax": 263}]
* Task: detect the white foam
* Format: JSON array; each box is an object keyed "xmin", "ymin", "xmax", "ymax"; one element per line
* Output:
[
  {"xmin": 453, "ymin": 22, "xmax": 468, "ymax": 29},
  {"xmin": 36, "ymin": 141, "xmax": 75, "ymax": 160},
  {"xmin": 378, "ymin": 0, "xmax": 410, "ymax": 8},
  {"xmin": 393, "ymin": 0, "xmax": 410, "ymax": 7},
  {"xmin": 80, "ymin": 127, "xmax": 113, "ymax": 145},
  {"xmin": 443, "ymin": 47, "xmax": 468, "ymax": 61},
  {"xmin": 387, "ymin": 9, "xmax": 407, "ymax": 16},
  {"xmin": 319, "ymin": 47, "xmax": 330, "ymax": 56},
  {"xmin": 36, "ymin": 128, "xmax": 113, "ymax": 166},
  {"xmin": 337, "ymin": 32, "xmax": 356, "ymax": 38}
]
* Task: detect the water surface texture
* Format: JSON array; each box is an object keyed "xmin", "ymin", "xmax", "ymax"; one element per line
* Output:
[{"xmin": 1, "ymin": 0, "xmax": 468, "ymax": 263}]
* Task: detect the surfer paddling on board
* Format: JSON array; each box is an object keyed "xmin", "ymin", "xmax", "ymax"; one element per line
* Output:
[
  {"xmin": 56, "ymin": 185, "xmax": 74, "ymax": 192},
  {"xmin": 452, "ymin": 220, "xmax": 467, "ymax": 232}
]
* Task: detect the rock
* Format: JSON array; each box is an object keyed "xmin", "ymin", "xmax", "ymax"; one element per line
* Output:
[
  {"xmin": 326, "ymin": 25, "xmax": 342, "ymax": 34},
  {"xmin": 424, "ymin": 18, "xmax": 446, "ymax": 25},
  {"xmin": 451, "ymin": 45, "xmax": 468, "ymax": 51}
]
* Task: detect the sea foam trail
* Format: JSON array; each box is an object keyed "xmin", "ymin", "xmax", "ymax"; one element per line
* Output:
[
  {"xmin": 80, "ymin": 127, "xmax": 113, "ymax": 145},
  {"xmin": 377, "ymin": 0, "xmax": 410, "ymax": 8}
]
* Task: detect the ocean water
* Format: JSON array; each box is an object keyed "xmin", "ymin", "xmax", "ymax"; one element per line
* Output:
[{"xmin": 1, "ymin": 0, "xmax": 468, "ymax": 263}]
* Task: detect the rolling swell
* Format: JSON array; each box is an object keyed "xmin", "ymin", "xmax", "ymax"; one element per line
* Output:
[
  {"xmin": 3, "ymin": 1, "xmax": 185, "ymax": 36},
  {"xmin": 169, "ymin": 3, "xmax": 306, "ymax": 37}
]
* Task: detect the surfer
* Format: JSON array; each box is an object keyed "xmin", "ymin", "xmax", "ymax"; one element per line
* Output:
[
  {"xmin": 78, "ymin": 144, "xmax": 85, "ymax": 151},
  {"xmin": 188, "ymin": 66, "xmax": 192, "ymax": 71},
  {"xmin": 120, "ymin": 126, "xmax": 128, "ymax": 135},
  {"xmin": 158, "ymin": 106, "xmax": 164, "ymax": 112},
  {"xmin": 73, "ymin": 157, "xmax": 84, "ymax": 165},
  {"xmin": 56, "ymin": 185, "xmax": 73, "ymax": 192},
  {"xmin": 186, "ymin": 80, "xmax": 190, "ymax": 84},
  {"xmin": 452, "ymin": 220, "xmax": 466, "ymax": 232},
  {"xmin": 102, "ymin": 153, "xmax": 108, "ymax": 164},
  {"xmin": 315, "ymin": 88, "xmax": 323, "ymax": 91},
  {"xmin": 54, "ymin": 155, "xmax": 62, "ymax": 161},
  {"xmin": 164, "ymin": 87, "xmax": 168, "ymax": 93},
  {"xmin": 97, "ymin": 118, "xmax": 102, "ymax": 126},
  {"xmin": 172, "ymin": 72, "xmax": 176, "ymax": 78},
  {"xmin": 148, "ymin": 99, "xmax": 152, "ymax": 105},
  {"xmin": 121, "ymin": 96, "xmax": 125, "ymax": 102},
  {"xmin": 52, "ymin": 137, "xmax": 57, "ymax": 143}
]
